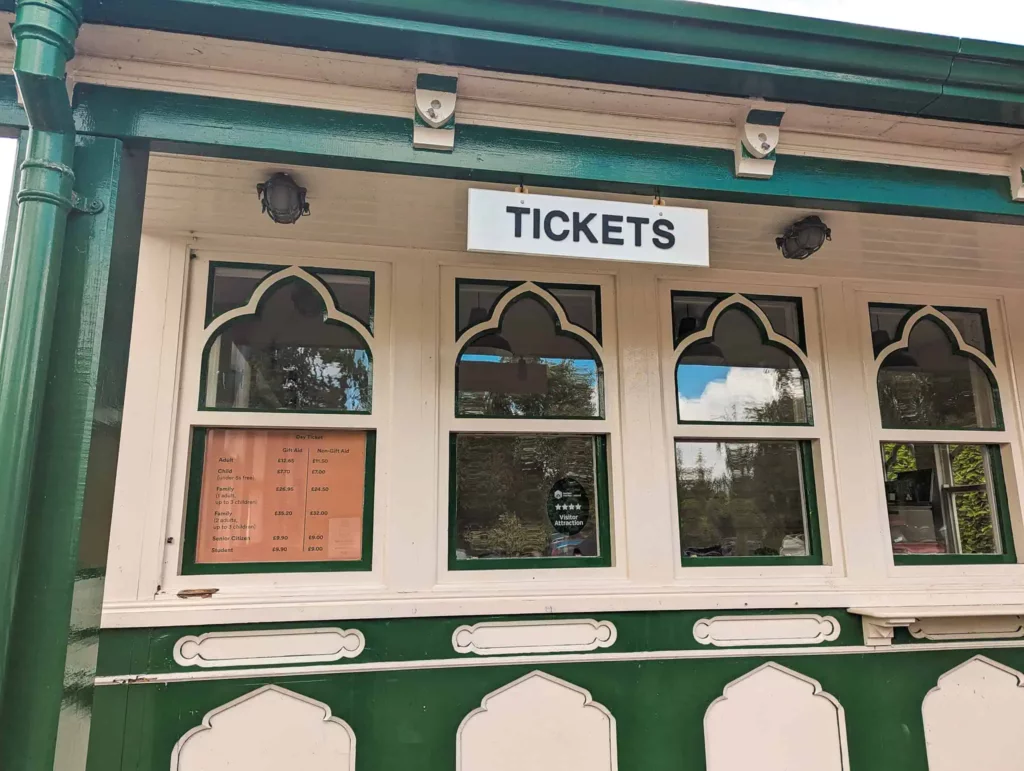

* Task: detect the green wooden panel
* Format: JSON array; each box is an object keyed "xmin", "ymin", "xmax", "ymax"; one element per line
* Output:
[
  {"xmin": 70, "ymin": 85, "xmax": 1024, "ymax": 224},
  {"xmin": 86, "ymin": 645, "xmax": 1024, "ymax": 771},
  {"xmin": 17, "ymin": 0, "xmax": 1024, "ymax": 127},
  {"xmin": 96, "ymin": 610, "xmax": 862, "ymax": 676}
]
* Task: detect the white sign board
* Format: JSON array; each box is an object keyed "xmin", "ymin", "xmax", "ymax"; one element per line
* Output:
[{"xmin": 467, "ymin": 189, "xmax": 709, "ymax": 266}]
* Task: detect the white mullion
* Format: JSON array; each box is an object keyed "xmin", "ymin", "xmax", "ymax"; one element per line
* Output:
[
  {"xmin": 876, "ymin": 429, "xmax": 1011, "ymax": 445},
  {"xmin": 188, "ymin": 411, "xmax": 379, "ymax": 431},
  {"xmin": 672, "ymin": 424, "xmax": 822, "ymax": 441},
  {"xmin": 448, "ymin": 418, "xmax": 613, "ymax": 435}
]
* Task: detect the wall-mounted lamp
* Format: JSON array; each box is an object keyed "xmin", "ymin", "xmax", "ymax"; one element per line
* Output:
[
  {"xmin": 256, "ymin": 173, "xmax": 310, "ymax": 224},
  {"xmin": 775, "ymin": 215, "xmax": 831, "ymax": 260}
]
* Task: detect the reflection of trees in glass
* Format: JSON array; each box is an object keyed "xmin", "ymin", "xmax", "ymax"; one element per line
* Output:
[
  {"xmin": 457, "ymin": 356, "xmax": 599, "ymax": 418},
  {"xmin": 455, "ymin": 434, "xmax": 598, "ymax": 559},
  {"xmin": 240, "ymin": 343, "xmax": 370, "ymax": 411},
  {"xmin": 207, "ymin": 280, "xmax": 372, "ymax": 412},
  {"xmin": 877, "ymin": 318, "xmax": 997, "ymax": 429},
  {"xmin": 676, "ymin": 306, "xmax": 810, "ymax": 424},
  {"xmin": 677, "ymin": 373, "xmax": 808, "ymax": 558},
  {"xmin": 882, "ymin": 443, "xmax": 995, "ymax": 554}
]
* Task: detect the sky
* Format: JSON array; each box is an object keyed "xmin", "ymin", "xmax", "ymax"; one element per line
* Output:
[{"xmin": 693, "ymin": 0, "xmax": 1024, "ymax": 45}]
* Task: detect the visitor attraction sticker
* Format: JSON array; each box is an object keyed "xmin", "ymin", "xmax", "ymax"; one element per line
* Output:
[{"xmin": 547, "ymin": 477, "xmax": 591, "ymax": 535}]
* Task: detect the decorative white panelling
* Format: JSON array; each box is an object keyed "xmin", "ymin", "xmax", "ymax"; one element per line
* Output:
[
  {"xmin": 452, "ymin": 619, "xmax": 617, "ymax": 656},
  {"xmin": 173, "ymin": 628, "xmax": 365, "ymax": 668},
  {"xmin": 856, "ymin": 615, "xmax": 919, "ymax": 647},
  {"xmin": 910, "ymin": 616, "xmax": 1024, "ymax": 641},
  {"xmin": 923, "ymin": 656, "xmax": 1024, "ymax": 771},
  {"xmin": 705, "ymin": 663, "xmax": 849, "ymax": 771},
  {"xmin": 171, "ymin": 685, "xmax": 355, "ymax": 771},
  {"xmin": 693, "ymin": 614, "xmax": 839, "ymax": 648},
  {"xmin": 458, "ymin": 671, "xmax": 616, "ymax": 771}
]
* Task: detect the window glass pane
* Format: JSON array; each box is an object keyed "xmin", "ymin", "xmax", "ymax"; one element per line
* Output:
[
  {"xmin": 676, "ymin": 306, "xmax": 810, "ymax": 424},
  {"xmin": 673, "ymin": 293, "xmax": 804, "ymax": 350},
  {"xmin": 204, "ymin": 279, "xmax": 372, "ymax": 412},
  {"xmin": 457, "ymin": 294, "xmax": 603, "ymax": 418},
  {"xmin": 882, "ymin": 442, "xmax": 1004, "ymax": 556},
  {"xmin": 189, "ymin": 428, "xmax": 371, "ymax": 569},
  {"xmin": 540, "ymin": 283, "xmax": 601, "ymax": 341},
  {"xmin": 457, "ymin": 280, "xmax": 517, "ymax": 337},
  {"xmin": 676, "ymin": 440, "xmax": 812, "ymax": 559},
  {"xmin": 871, "ymin": 304, "xmax": 993, "ymax": 359},
  {"xmin": 317, "ymin": 271, "xmax": 373, "ymax": 331},
  {"xmin": 208, "ymin": 265, "xmax": 274, "ymax": 322},
  {"xmin": 877, "ymin": 317, "xmax": 999, "ymax": 429},
  {"xmin": 453, "ymin": 433, "xmax": 603, "ymax": 562}
]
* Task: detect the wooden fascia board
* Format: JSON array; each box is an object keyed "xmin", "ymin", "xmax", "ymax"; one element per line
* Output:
[
  {"xmin": 6, "ymin": 0, "xmax": 1022, "ymax": 128},
  {"xmin": 65, "ymin": 82, "xmax": 1024, "ymax": 224}
]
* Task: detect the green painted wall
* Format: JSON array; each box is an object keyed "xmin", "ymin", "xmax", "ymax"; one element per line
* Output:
[{"xmin": 88, "ymin": 609, "xmax": 1024, "ymax": 770}]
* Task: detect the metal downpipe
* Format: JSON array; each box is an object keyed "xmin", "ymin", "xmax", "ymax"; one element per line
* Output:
[{"xmin": 0, "ymin": 0, "xmax": 81, "ymax": 692}]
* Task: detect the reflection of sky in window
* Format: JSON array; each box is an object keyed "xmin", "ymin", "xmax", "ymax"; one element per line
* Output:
[{"xmin": 677, "ymin": 365, "xmax": 802, "ymax": 422}]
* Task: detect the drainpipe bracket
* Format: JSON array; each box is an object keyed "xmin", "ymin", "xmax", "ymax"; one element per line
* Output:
[{"xmin": 70, "ymin": 190, "xmax": 103, "ymax": 215}]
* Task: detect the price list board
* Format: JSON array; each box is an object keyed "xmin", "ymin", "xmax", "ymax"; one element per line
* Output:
[{"xmin": 194, "ymin": 428, "xmax": 367, "ymax": 564}]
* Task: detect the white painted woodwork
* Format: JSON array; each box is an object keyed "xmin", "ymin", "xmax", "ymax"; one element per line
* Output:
[
  {"xmin": 923, "ymin": 656, "xmax": 1024, "ymax": 771},
  {"xmin": 457, "ymin": 672, "xmax": 616, "ymax": 771},
  {"xmin": 705, "ymin": 663, "xmax": 849, "ymax": 771},
  {"xmin": 910, "ymin": 615, "xmax": 1024, "ymax": 640},
  {"xmin": 171, "ymin": 686, "xmax": 355, "ymax": 771},
  {"xmin": 97, "ymin": 152, "xmax": 1024, "ymax": 629},
  {"xmin": 173, "ymin": 628, "xmax": 365, "ymax": 667},
  {"xmin": 452, "ymin": 619, "xmax": 617, "ymax": 655},
  {"xmin": 693, "ymin": 614, "xmax": 840, "ymax": 647}
]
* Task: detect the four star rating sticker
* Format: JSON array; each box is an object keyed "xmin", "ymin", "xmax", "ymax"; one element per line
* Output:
[{"xmin": 554, "ymin": 503, "xmax": 583, "ymax": 511}]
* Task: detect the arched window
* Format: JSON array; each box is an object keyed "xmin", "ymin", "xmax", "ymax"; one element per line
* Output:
[
  {"xmin": 869, "ymin": 303, "xmax": 1013, "ymax": 563},
  {"xmin": 202, "ymin": 268, "xmax": 373, "ymax": 413},
  {"xmin": 456, "ymin": 289, "xmax": 603, "ymax": 419},
  {"xmin": 669, "ymin": 291, "xmax": 823, "ymax": 565},
  {"xmin": 875, "ymin": 312, "xmax": 1000, "ymax": 430},
  {"xmin": 448, "ymin": 278, "xmax": 613, "ymax": 570},
  {"xmin": 675, "ymin": 296, "xmax": 811, "ymax": 425}
]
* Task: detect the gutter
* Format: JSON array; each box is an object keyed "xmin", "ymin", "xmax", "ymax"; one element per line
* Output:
[
  {"xmin": 0, "ymin": 0, "xmax": 81, "ymax": 693},
  {"xmin": 24, "ymin": 0, "xmax": 1022, "ymax": 129}
]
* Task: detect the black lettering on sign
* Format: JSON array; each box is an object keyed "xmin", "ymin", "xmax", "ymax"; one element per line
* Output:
[
  {"xmin": 602, "ymin": 214, "xmax": 624, "ymax": 246},
  {"xmin": 573, "ymin": 212, "xmax": 598, "ymax": 243},
  {"xmin": 652, "ymin": 218, "xmax": 676, "ymax": 249},
  {"xmin": 506, "ymin": 206, "xmax": 530, "ymax": 238},
  {"xmin": 626, "ymin": 216, "xmax": 649, "ymax": 247},
  {"xmin": 544, "ymin": 210, "xmax": 570, "ymax": 241},
  {"xmin": 532, "ymin": 208, "xmax": 542, "ymax": 239}
]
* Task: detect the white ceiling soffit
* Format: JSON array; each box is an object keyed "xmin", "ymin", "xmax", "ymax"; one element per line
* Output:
[
  {"xmin": 143, "ymin": 154, "xmax": 1024, "ymax": 289},
  {"xmin": 0, "ymin": 14, "xmax": 1017, "ymax": 179}
]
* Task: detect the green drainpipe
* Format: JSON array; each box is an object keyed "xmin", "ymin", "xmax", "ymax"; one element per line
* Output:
[{"xmin": 0, "ymin": 0, "xmax": 82, "ymax": 693}]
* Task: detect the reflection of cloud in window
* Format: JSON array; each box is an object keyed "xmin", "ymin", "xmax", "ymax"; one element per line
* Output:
[{"xmin": 678, "ymin": 366, "xmax": 803, "ymax": 423}]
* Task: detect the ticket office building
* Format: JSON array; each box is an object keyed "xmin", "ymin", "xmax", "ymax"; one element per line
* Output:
[{"xmin": 1, "ymin": 3, "xmax": 1024, "ymax": 771}]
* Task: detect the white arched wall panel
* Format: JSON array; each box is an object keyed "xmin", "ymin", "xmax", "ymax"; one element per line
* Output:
[
  {"xmin": 171, "ymin": 685, "xmax": 355, "ymax": 771},
  {"xmin": 457, "ymin": 671, "xmax": 616, "ymax": 771},
  {"xmin": 923, "ymin": 656, "xmax": 1024, "ymax": 771},
  {"xmin": 704, "ymin": 663, "xmax": 849, "ymax": 771}
]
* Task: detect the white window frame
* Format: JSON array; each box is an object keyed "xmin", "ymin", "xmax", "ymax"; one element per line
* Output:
[
  {"xmin": 854, "ymin": 288, "xmax": 1024, "ymax": 578},
  {"xmin": 658, "ymin": 278, "xmax": 843, "ymax": 581},
  {"xmin": 105, "ymin": 236, "xmax": 393, "ymax": 604},
  {"xmin": 435, "ymin": 265, "xmax": 628, "ymax": 586}
]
